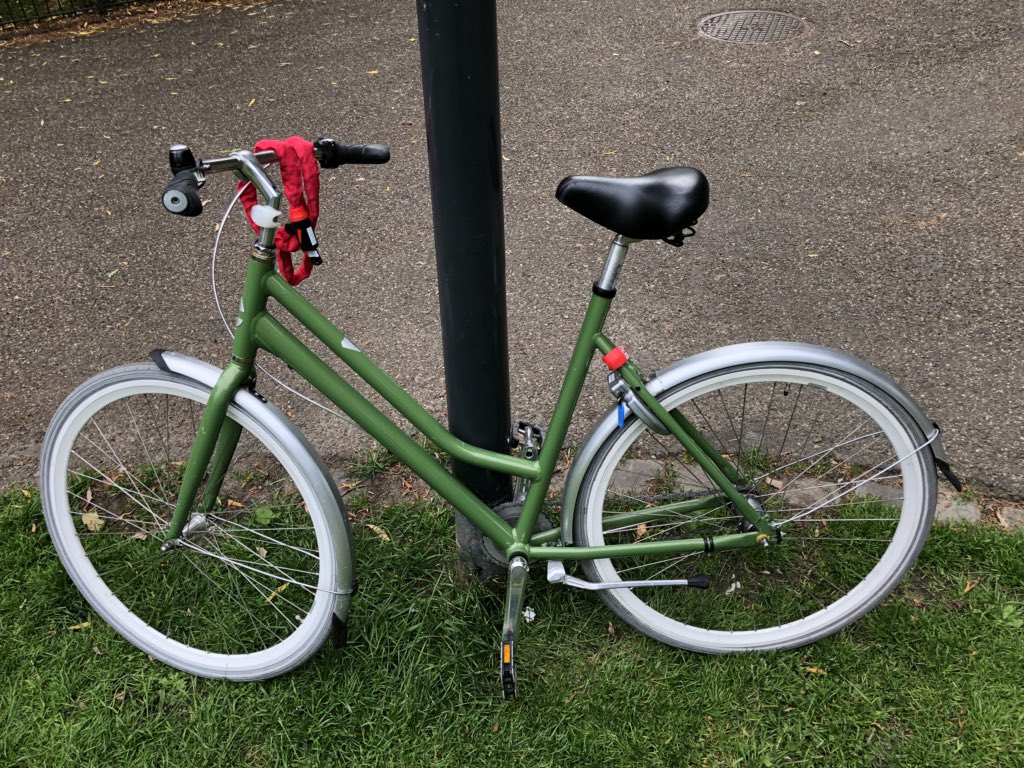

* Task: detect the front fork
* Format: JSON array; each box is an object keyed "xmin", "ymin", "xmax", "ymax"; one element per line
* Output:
[{"xmin": 163, "ymin": 361, "xmax": 251, "ymax": 543}]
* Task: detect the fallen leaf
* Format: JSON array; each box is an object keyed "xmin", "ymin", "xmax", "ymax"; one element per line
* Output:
[
  {"xmin": 366, "ymin": 523, "xmax": 391, "ymax": 542},
  {"xmin": 805, "ymin": 666, "xmax": 827, "ymax": 676},
  {"xmin": 635, "ymin": 522, "xmax": 648, "ymax": 539},
  {"xmin": 963, "ymin": 579, "xmax": 979, "ymax": 595},
  {"xmin": 92, "ymin": 159, "xmax": 102, "ymax": 166},
  {"xmin": 491, "ymin": 722, "xmax": 500, "ymax": 733},
  {"xmin": 266, "ymin": 583, "xmax": 288, "ymax": 603},
  {"xmin": 132, "ymin": 532, "xmax": 147, "ymax": 541},
  {"xmin": 21, "ymin": 488, "xmax": 31, "ymax": 498},
  {"xmin": 247, "ymin": 98, "xmax": 256, "ymax": 107},
  {"xmin": 226, "ymin": 498, "xmax": 244, "ymax": 509},
  {"xmin": 607, "ymin": 621, "xmax": 616, "ymax": 637},
  {"xmin": 31, "ymin": 522, "xmax": 37, "ymax": 533},
  {"xmin": 69, "ymin": 621, "xmax": 92, "ymax": 631},
  {"xmin": 81, "ymin": 512, "xmax": 105, "ymax": 532},
  {"xmin": 252, "ymin": 507, "xmax": 276, "ymax": 525}
]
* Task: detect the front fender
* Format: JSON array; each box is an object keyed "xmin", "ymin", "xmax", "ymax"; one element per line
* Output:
[
  {"xmin": 560, "ymin": 341, "xmax": 957, "ymax": 545},
  {"xmin": 149, "ymin": 349, "xmax": 356, "ymax": 623}
]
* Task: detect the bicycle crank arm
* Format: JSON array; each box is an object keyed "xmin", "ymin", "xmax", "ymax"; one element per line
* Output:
[
  {"xmin": 500, "ymin": 556, "xmax": 529, "ymax": 699},
  {"xmin": 546, "ymin": 561, "xmax": 709, "ymax": 591}
]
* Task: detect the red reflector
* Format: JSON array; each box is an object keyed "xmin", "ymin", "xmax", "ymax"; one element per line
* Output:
[{"xmin": 602, "ymin": 346, "xmax": 628, "ymax": 371}]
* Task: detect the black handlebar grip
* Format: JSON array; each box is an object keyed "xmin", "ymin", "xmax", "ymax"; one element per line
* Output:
[
  {"xmin": 341, "ymin": 144, "xmax": 391, "ymax": 164},
  {"xmin": 162, "ymin": 170, "xmax": 203, "ymax": 217},
  {"xmin": 314, "ymin": 138, "xmax": 391, "ymax": 168}
]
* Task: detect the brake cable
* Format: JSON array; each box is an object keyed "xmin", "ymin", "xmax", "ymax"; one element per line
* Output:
[{"xmin": 211, "ymin": 182, "xmax": 357, "ymax": 427}]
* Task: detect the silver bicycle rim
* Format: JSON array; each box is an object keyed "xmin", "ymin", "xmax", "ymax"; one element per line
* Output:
[
  {"xmin": 577, "ymin": 365, "xmax": 934, "ymax": 652},
  {"xmin": 40, "ymin": 368, "xmax": 340, "ymax": 680}
]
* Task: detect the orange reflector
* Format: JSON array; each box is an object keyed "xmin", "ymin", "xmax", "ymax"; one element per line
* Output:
[{"xmin": 502, "ymin": 643, "xmax": 512, "ymax": 664}]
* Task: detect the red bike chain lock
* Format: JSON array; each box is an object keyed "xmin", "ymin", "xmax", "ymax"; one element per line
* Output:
[{"xmin": 239, "ymin": 136, "xmax": 321, "ymax": 286}]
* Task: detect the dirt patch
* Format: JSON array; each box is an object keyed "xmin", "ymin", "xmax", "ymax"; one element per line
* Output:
[{"xmin": 0, "ymin": 0, "xmax": 265, "ymax": 49}]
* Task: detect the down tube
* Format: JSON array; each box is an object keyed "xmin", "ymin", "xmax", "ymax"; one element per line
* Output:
[{"xmin": 252, "ymin": 313, "xmax": 515, "ymax": 550}]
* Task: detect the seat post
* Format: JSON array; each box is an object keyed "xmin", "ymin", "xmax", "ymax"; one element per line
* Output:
[{"xmin": 596, "ymin": 234, "xmax": 639, "ymax": 294}]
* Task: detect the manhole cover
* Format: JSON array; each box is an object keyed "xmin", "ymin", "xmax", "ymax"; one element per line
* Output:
[{"xmin": 698, "ymin": 10, "xmax": 809, "ymax": 45}]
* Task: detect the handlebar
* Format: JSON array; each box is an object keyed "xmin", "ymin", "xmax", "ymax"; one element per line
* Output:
[{"xmin": 161, "ymin": 138, "xmax": 390, "ymax": 218}]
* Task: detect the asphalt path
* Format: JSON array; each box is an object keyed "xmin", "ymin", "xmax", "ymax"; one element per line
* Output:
[{"xmin": 1, "ymin": 0, "xmax": 1021, "ymax": 494}]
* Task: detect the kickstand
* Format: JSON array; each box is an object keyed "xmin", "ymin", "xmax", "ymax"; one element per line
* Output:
[{"xmin": 500, "ymin": 555, "xmax": 529, "ymax": 699}]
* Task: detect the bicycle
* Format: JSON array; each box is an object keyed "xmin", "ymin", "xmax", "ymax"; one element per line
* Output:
[{"xmin": 39, "ymin": 138, "xmax": 961, "ymax": 697}]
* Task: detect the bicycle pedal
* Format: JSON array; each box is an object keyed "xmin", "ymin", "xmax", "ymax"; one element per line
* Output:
[
  {"xmin": 500, "ymin": 641, "xmax": 517, "ymax": 699},
  {"xmin": 510, "ymin": 421, "xmax": 545, "ymax": 459}
]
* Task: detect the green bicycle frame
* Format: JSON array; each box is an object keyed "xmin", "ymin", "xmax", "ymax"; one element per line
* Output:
[{"xmin": 165, "ymin": 239, "xmax": 771, "ymax": 560}]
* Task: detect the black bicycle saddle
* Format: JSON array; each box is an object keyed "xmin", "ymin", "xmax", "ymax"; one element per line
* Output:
[{"xmin": 555, "ymin": 167, "xmax": 709, "ymax": 241}]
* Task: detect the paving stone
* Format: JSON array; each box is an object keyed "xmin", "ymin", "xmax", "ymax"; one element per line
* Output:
[
  {"xmin": 609, "ymin": 459, "xmax": 662, "ymax": 493},
  {"xmin": 935, "ymin": 497, "xmax": 982, "ymax": 524},
  {"xmin": 996, "ymin": 506, "xmax": 1024, "ymax": 529},
  {"xmin": 853, "ymin": 481, "xmax": 904, "ymax": 503}
]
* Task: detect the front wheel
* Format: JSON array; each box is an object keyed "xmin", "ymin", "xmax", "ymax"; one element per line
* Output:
[
  {"xmin": 40, "ymin": 364, "xmax": 352, "ymax": 680},
  {"xmin": 574, "ymin": 363, "xmax": 937, "ymax": 652}
]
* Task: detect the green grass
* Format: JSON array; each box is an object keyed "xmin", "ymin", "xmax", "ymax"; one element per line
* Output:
[
  {"xmin": 345, "ymin": 444, "xmax": 402, "ymax": 481},
  {"xmin": 2, "ymin": 484, "xmax": 1023, "ymax": 767}
]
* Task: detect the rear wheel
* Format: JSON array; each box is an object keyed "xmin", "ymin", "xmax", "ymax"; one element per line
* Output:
[
  {"xmin": 574, "ymin": 363, "xmax": 936, "ymax": 652},
  {"xmin": 40, "ymin": 364, "xmax": 351, "ymax": 680}
]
